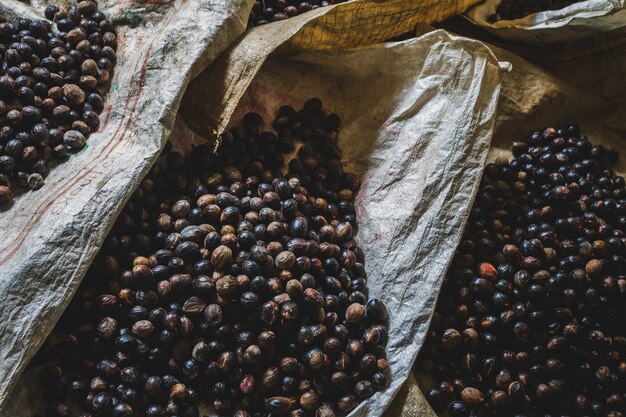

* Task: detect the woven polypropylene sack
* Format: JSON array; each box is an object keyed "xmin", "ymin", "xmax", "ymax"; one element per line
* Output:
[
  {"xmin": 0, "ymin": 0, "xmax": 252, "ymax": 410},
  {"xmin": 465, "ymin": 0, "xmax": 626, "ymax": 44}
]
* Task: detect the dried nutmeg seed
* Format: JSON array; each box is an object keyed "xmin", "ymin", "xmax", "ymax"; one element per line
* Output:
[
  {"xmin": 265, "ymin": 396, "xmax": 295, "ymax": 414},
  {"xmin": 263, "ymin": 367, "xmax": 281, "ymax": 389},
  {"xmin": 211, "ymin": 245, "xmax": 232, "ymax": 270},
  {"xmin": 27, "ymin": 173, "xmax": 45, "ymax": 190},
  {"xmin": 337, "ymin": 394, "xmax": 357, "ymax": 413},
  {"xmin": 131, "ymin": 320, "xmax": 154, "ymax": 338},
  {"xmin": 440, "ymin": 328, "xmax": 461, "ymax": 349},
  {"xmin": 97, "ymin": 317, "xmax": 117, "ymax": 338},
  {"xmin": 63, "ymin": 130, "xmax": 87, "ymax": 149},
  {"xmin": 303, "ymin": 288, "xmax": 324, "ymax": 309},
  {"xmin": 315, "ymin": 405, "xmax": 336, "ymax": 417},
  {"xmin": 362, "ymin": 325, "xmax": 387, "ymax": 346},
  {"xmin": 240, "ymin": 374, "xmax": 255, "ymax": 394},
  {"xmin": 204, "ymin": 304, "xmax": 222, "ymax": 326},
  {"xmin": 365, "ymin": 298, "xmax": 388, "ymax": 324},
  {"xmin": 303, "ymin": 348, "xmax": 324, "ymax": 370},
  {"xmin": 216, "ymin": 275, "xmax": 237, "ymax": 296},
  {"xmin": 275, "ymin": 251, "xmax": 296, "ymax": 270},
  {"xmin": 300, "ymin": 391, "xmax": 320, "ymax": 410},
  {"xmin": 181, "ymin": 296, "xmax": 206, "ymax": 314},
  {"xmin": 345, "ymin": 303, "xmax": 365, "ymax": 323},
  {"xmin": 63, "ymin": 84, "xmax": 86, "ymax": 104},
  {"xmin": 461, "ymin": 387, "xmax": 484, "ymax": 405}
]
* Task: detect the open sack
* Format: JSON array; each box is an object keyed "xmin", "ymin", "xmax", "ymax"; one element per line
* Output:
[
  {"xmin": 0, "ymin": 0, "xmax": 252, "ymax": 409},
  {"xmin": 465, "ymin": 0, "xmax": 626, "ymax": 44},
  {"xmin": 177, "ymin": 25, "xmax": 503, "ymax": 417},
  {"xmin": 402, "ymin": 31, "xmax": 626, "ymax": 417}
]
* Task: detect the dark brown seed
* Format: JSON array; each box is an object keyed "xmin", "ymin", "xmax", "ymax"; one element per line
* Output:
[
  {"xmin": 67, "ymin": 29, "xmax": 86, "ymax": 45},
  {"xmin": 354, "ymin": 380, "xmax": 375, "ymax": 400},
  {"xmin": 299, "ymin": 391, "xmax": 320, "ymax": 410},
  {"xmin": 211, "ymin": 245, "xmax": 232, "ymax": 270},
  {"xmin": 216, "ymin": 275, "xmax": 237, "ymax": 296},
  {"xmin": 78, "ymin": 0, "xmax": 98, "ymax": 15},
  {"xmin": 265, "ymin": 396, "xmax": 295, "ymax": 414},
  {"xmin": 277, "ymin": 359, "xmax": 299, "ymax": 377},
  {"xmin": 131, "ymin": 320, "xmax": 154, "ymax": 338},
  {"xmin": 263, "ymin": 367, "xmax": 281, "ymax": 388},
  {"xmin": 365, "ymin": 298, "xmax": 388, "ymax": 324},
  {"xmin": 0, "ymin": 186, "xmax": 10, "ymax": 205},
  {"xmin": 335, "ymin": 222, "xmax": 353, "ymax": 242},
  {"xmin": 97, "ymin": 317, "xmax": 117, "ymax": 338},
  {"xmin": 362, "ymin": 325, "xmax": 387, "ymax": 346},
  {"xmin": 63, "ymin": 84, "xmax": 86, "ymax": 104},
  {"xmin": 275, "ymin": 250, "xmax": 296, "ymax": 269},
  {"xmin": 190, "ymin": 342, "xmax": 209, "ymax": 362},
  {"xmin": 261, "ymin": 301, "xmax": 279, "ymax": 325},
  {"xmin": 169, "ymin": 383, "xmax": 187, "ymax": 399},
  {"xmin": 204, "ymin": 304, "xmax": 222, "ymax": 326},
  {"xmin": 286, "ymin": 279, "xmax": 303, "ymax": 297},
  {"xmin": 461, "ymin": 387, "xmax": 484, "ymax": 405},
  {"xmin": 345, "ymin": 303, "xmax": 365, "ymax": 323},
  {"xmin": 218, "ymin": 351, "xmax": 236, "ymax": 372},
  {"xmin": 303, "ymin": 348, "xmax": 324, "ymax": 370},
  {"xmin": 337, "ymin": 395, "xmax": 357, "ymax": 413},
  {"xmin": 64, "ymin": 130, "xmax": 86, "ymax": 149},
  {"xmin": 490, "ymin": 390, "xmax": 508, "ymax": 409},
  {"xmin": 243, "ymin": 345, "xmax": 262, "ymax": 364},
  {"xmin": 585, "ymin": 259, "xmax": 602, "ymax": 276},
  {"xmin": 182, "ymin": 296, "xmax": 206, "ymax": 314},
  {"xmin": 440, "ymin": 328, "xmax": 461, "ymax": 349},
  {"xmin": 240, "ymin": 374, "xmax": 255, "ymax": 394},
  {"xmin": 281, "ymin": 301, "xmax": 299, "ymax": 320},
  {"xmin": 315, "ymin": 405, "xmax": 335, "ymax": 417},
  {"xmin": 27, "ymin": 173, "xmax": 44, "ymax": 190},
  {"xmin": 536, "ymin": 383, "xmax": 552, "ymax": 399}
]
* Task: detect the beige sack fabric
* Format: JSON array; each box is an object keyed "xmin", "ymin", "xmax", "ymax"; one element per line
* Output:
[
  {"xmin": 180, "ymin": 22, "xmax": 504, "ymax": 417},
  {"xmin": 404, "ymin": 38, "xmax": 626, "ymax": 417},
  {"xmin": 465, "ymin": 0, "xmax": 626, "ymax": 44},
  {"xmin": 0, "ymin": 0, "xmax": 252, "ymax": 410},
  {"xmin": 180, "ymin": 0, "xmax": 482, "ymax": 139},
  {"xmin": 177, "ymin": 4, "xmax": 510, "ymax": 417}
]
